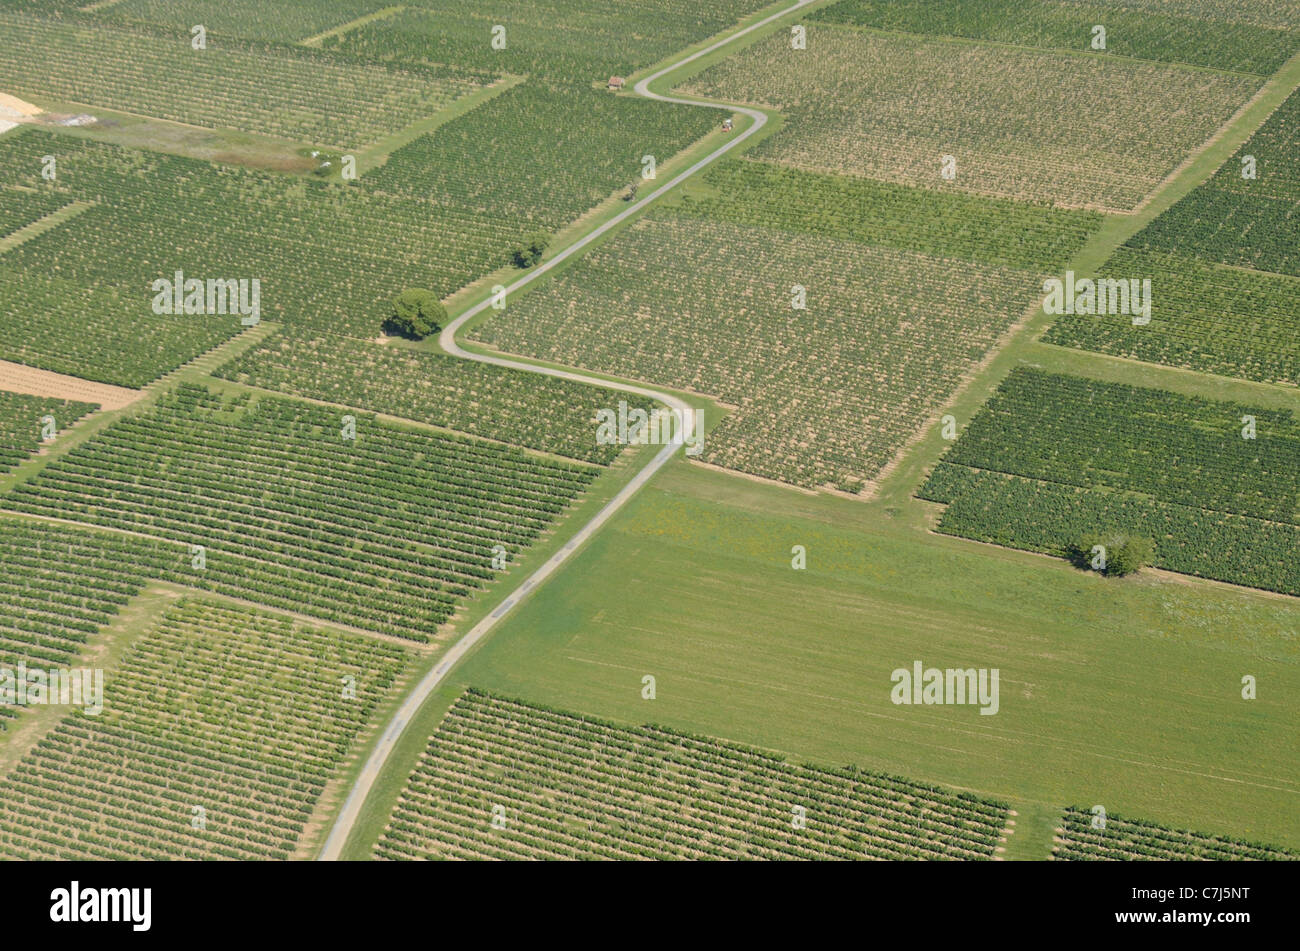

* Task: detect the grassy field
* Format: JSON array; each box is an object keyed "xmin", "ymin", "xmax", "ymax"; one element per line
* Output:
[{"xmin": 360, "ymin": 460, "xmax": 1300, "ymax": 858}]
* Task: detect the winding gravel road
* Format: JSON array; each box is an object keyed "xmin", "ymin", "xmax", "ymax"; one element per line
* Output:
[{"xmin": 318, "ymin": 0, "xmax": 816, "ymax": 861}]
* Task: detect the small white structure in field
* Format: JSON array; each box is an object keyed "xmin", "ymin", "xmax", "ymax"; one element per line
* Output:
[{"xmin": 722, "ymin": 118, "xmax": 733, "ymax": 132}]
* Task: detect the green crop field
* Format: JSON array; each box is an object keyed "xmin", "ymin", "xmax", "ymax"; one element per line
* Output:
[
  {"xmin": 0, "ymin": 13, "xmax": 484, "ymax": 148},
  {"xmin": 0, "ymin": 390, "xmax": 96, "ymax": 476},
  {"xmin": 919, "ymin": 368, "xmax": 1300, "ymax": 597},
  {"xmin": 0, "ymin": 0, "xmax": 1296, "ymax": 881},
  {"xmin": 418, "ymin": 462, "xmax": 1300, "ymax": 857},
  {"xmin": 811, "ymin": 0, "xmax": 1300, "ymax": 74},
  {"xmin": 376, "ymin": 689, "xmax": 1011, "ymax": 860},
  {"xmin": 3, "ymin": 384, "xmax": 599, "ymax": 641},
  {"xmin": 216, "ymin": 331, "xmax": 652, "ymax": 465},
  {"xmin": 324, "ymin": 0, "xmax": 772, "ymax": 79},
  {"xmin": 1054, "ymin": 807, "xmax": 1298, "ymax": 861},
  {"xmin": 682, "ymin": 24, "xmax": 1257, "ymax": 210},
  {"xmin": 0, "ymin": 598, "xmax": 410, "ymax": 859}
]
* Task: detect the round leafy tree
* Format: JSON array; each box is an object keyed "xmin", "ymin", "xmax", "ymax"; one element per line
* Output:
[
  {"xmin": 386, "ymin": 288, "xmax": 446, "ymax": 339},
  {"xmin": 511, "ymin": 230, "xmax": 551, "ymax": 268}
]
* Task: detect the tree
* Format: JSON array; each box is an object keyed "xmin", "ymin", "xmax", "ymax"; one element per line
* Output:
[
  {"xmin": 1065, "ymin": 533, "xmax": 1154, "ymax": 577},
  {"xmin": 511, "ymin": 230, "xmax": 551, "ymax": 268},
  {"xmin": 385, "ymin": 288, "xmax": 445, "ymax": 339}
]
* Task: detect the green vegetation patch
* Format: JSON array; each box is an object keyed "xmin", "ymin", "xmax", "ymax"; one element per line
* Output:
[
  {"xmin": 376, "ymin": 688, "xmax": 1010, "ymax": 860},
  {"xmin": 919, "ymin": 367, "xmax": 1300, "ymax": 597}
]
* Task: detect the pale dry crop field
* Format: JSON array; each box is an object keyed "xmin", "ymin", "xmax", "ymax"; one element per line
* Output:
[{"xmin": 683, "ymin": 24, "xmax": 1259, "ymax": 211}]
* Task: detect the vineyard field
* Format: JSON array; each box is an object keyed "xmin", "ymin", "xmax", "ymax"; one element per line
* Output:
[
  {"xmin": 473, "ymin": 212, "xmax": 1039, "ymax": 490},
  {"xmin": 679, "ymin": 160, "xmax": 1103, "ymax": 271},
  {"xmin": 919, "ymin": 368, "xmax": 1300, "ymax": 597},
  {"xmin": 0, "ymin": 598, "xmax": 410, "ymax": 860},
  {"xmin": 3, "ymin": 385, "xmax": 599, "ymax": 641},
  {"xmin": 1043, "ymin": 248, "xmax": 1300, "ymax": 385},
  {"xmin": 1054, "ymin": 807, "xmax": 1297, "ymax": 860},
  {"xmin": 0, "ymin": 13, "xmax": 485, "ymax": 148},
  {"xmin": 1124, "ymin": 87, "xmax": 1300, "ymax": 278},
  {"xmin": 96, "ymin": 0, "xmax": 382, "ymax": 43},
  {"xmin": 681, "ymin": 25, "xmax": 1256, "ymax": 210},
  {"xmin": 216, "ymin": 331, "xmax": 651, "ymax": 465},
  {"xmin": 0, "ymin": 186, "xmax": 70, "ymax": 239},
  {"xmin": 376, "ymin": 689, "xmax": 1011, "ymax": 860},
  {"xmin": 366, "ymin": 79, "xmax": 718, "ymax": 231},
  {"xmin": 0, "ymin": 130, "xmax": 521, "ymax": 381},
  {"xmin": 0, "ymin": 390, "xmax": 96, "ymax": 475},
  {"xmin": 0, "ymin": 520, "xmax": 179, "ymax": 729},
  {"xmin": 325, "ymin": 0, "xmax": 771, "ymax": 80},
  {"xmin": 811, "ymin": 0, "xmax": 1300, "ymax": 75}
]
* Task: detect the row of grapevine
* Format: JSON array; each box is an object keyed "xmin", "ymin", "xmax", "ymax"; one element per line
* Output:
[
  {"xmin": 215, "ymin": 330, "xmax": 653, "ymax": 465},
  {"xmin": 678, "ymin": 159, "xmax": 1103, "ymax": 271},
  {"xmin": 375, "ymin": 689, "xmax": 1011, "ymax": 860},
  {"xmin": 681, "ymin": 24, "xmax": 1257, "ymax": 211},
  {"xmin": 0, "ymin": 389, "xmax": 96, "ymax": 475},
  {"xmin": 3, "ymin": 384, "xmax": 600, "ymax": 641},
  {"xmin": 325, "ymin": 0, "xmax": 770, "ymax": 80},
  {"xmin": 473, "ymin": 212, "xmax": 1038, "ymax": 490},
  {"xmin": 0, "ymin": 598, "xmax": 410, "ymax": 859},
  {"xmin": 918, "ymin": 368, "xmax": 1300, "ymax": 597},
  {"xmin": 1054, "ymin": 806, "xmax": 1297, "ymax": 860},
  {"xmin": 811, "ymin": 0, "xmax": 1300, "ymax": 75},
  {"xmin": 0, "ymin": 12, "xmax": 483, "ymax": 148}
]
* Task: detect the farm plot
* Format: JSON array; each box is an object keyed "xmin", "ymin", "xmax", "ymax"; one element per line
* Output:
[
  {"xmin": 1043, "ymin": 248, "xmax": 1300, "ymax": 385},
  {"xmin": 679, "ymin": 160, "xmax": 1103, "ymax": 271},
  {"xmin": 94, "ymin": 0, "xmax": 383, "ymax": 44},
  {"xmin": 811, "ymin": 0, "xmax": 1300, "ymax": 75},
  {"xmin": 0, "ymin": 390, "xmax": 96, "ymax": 475},
  {"xmin": 0, "ymin": 520, "xmax": 181, "ymax": 730},
  {"xmin": 216, "ymin": 331, "xmax": 653, "ymax": 465},
  {"xmin": 1054, "ymin": 806, "xmax": 1297, "ymax": 860},
  {"xmin": 473, "ymin": 213, "xmax": 1040, "ymax": 490},
  {"xmin": 0, "ymin": 13, "xmax": 484, "ymax": 148},
  {"xmin": 0, "ymin": 130, "xmax": 521, "ymax": 383},
  {"xmin": 376, "ymin": 689, "xmax": 1010, "ymax": 860},
  {"xmin": 367, "ymin": 79, "xmax": 718, "ymax": 231},
  {"xmin": 0, "ymin": 598, "xmax": 410, "ymax": 860},
  {"xmin": 325, "ymin": 0, "xmax": 770, "ymax": 80},
  {"xmin": 2, "ymin": 385, "xmax": 599, "ymax": 642},
  {"xmin": 681, "ymin": 25, "xmax": 1257, "ymax": 211},
  {"xmin": 918, "ymin": 368, "xmax": 1300, "ymax": 597},
  {"xmin": 1123, "ymin": 86, "xmax": 1300, "ymax": 278},
  {"xmin": 0, "ymin": 186, "xmax": 69, "ymax": 239}
]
